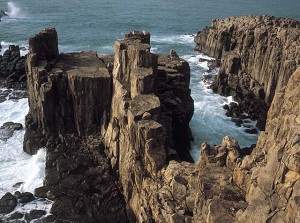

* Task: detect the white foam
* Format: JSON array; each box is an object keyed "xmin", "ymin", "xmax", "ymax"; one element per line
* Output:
[
  {"xmin": 2, "ymin": 197, "xmax": 53, "ymax": 221},
  {"xmin": 0, "ymin": 41, "xmax": 28, "ymax": 56},
  {"xmin": 19, "ymin": 149, "xmax": 47, "ymax": 193},
  {"xmin": 223, "ymin": 96, "xmax": 238, "ymax": 106},
  {"xmin": 0, "ymin": 95, "xmax": 47, "ymax": 197},
  {"xmin": 151, "ymin": 34, "xmax": 195, "ymax": 45},
  {"xmin": 150, "ymin": 46, "xmax": 158, "ymax": 53},
  {"xmin": 0, "ymin": 89, "xmax": 52, "ymax": 219},
  {"xmin": 183, "ymin": 53, "xmax": 215, "ymax": 63},
  {"xmin": 0, "ymin": 97, "xmax": 28, "ymax": 126},
  {"xmin": 7, "ymin": 2, "xmax": 23, "ymax": 18}
]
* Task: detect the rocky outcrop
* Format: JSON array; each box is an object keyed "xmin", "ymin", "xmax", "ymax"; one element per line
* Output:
[
  {"xmin": 0, "ymin": 45, "xmax": 27, "ymax": 88},
  {"xmin": 101, "ymin": 30, "xmax": 195, "ymax": 222},
  {"xmin": 23, "ymin": 24, "xmax": 299, "ymax": 223},
  {"xmin": 160, "ymin": 65, "xmax": 299, "ymax": 223},
  {"xmin": 195, "ymin": 15, "xmax": 300, "ymax": 130},
  {"xmin": 24, "ymin": 28, "xmax": 194, "ymax": 222},
  {"xmin": 24, "ymin": 28, "xmax": 129, "ymax": 223},
  {"xmin": 233, "ymin": 67, "xmax": 300, "ymax": 223}
]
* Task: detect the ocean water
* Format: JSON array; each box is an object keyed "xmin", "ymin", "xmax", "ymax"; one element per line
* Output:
[{"xmin": 0, "ymin": 0, "xmax": 299, "ymax": 219}]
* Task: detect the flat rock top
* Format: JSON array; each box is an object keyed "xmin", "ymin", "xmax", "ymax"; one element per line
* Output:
[
  {"xmin": 129, "ymin": 94, "xmax": 160, "ymax": 118},
  {"xmin": 212, "ymin": 15, "xmax": 300, "ymax": 29},
  {"xmin": 54, "ymin": 51, "xmax": 111, "ymax": 78}
]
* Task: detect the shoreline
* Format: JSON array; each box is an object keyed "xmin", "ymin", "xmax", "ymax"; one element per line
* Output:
[{"xmin": 0, "ymin": 14, "xmax": 299, "ymax": 222}]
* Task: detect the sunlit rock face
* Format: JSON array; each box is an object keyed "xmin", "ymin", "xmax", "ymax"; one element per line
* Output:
[{"xmin": 195, "ymin": 15, "xmax": 300, "ymax": 130}]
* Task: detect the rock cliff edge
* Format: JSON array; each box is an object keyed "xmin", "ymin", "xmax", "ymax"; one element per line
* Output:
[
  {"xmin": 21, "ymin": 19, "xmax": 300, "ymax": 223},
  {"xmin": 195, "ymin": 15, "xmax": 300, "ymax": 130}
]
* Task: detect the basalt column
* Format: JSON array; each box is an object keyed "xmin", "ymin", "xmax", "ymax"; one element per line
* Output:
[
  {"xmin": 23, "ymin": 28, "xmax": 128, "ymax": 223},
  {"xmin": 195, "ymin": 15, "xmax": 300, "ymax": 130}
]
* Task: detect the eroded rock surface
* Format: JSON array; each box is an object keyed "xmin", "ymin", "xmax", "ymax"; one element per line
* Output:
[
  {"xmin": 195, "ymin": 15, "xmax": 300, "ymax": 130},
  {"xmin": 234, "ymin": 67, "xmax": 300, "ymax": 223},
  {"xmin": 24, "ymin": 28, "xmax": 129, "ymax": 223},
  {"xmin": 23, "ymin": 24, "xmax": 299, "ymax": 223},
  {"xmin": 24, "ymin": 28, "xmax": 195, "ymax": 222}
]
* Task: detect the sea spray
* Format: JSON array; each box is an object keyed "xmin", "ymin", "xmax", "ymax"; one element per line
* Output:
[
  {"xmin": 19, "ymin": 149, "xmax": 47, "ymax": 193},
  {"xmin": 0, "ymin": 96, "xmax": 46, "ymax": 197},
  {"xmin": 7, "ymin": 1, "xmax": 21, "ymax": 18},
  {"xmin": 0, "ymin": 90, "xmax": 52, "ymax": 220}
]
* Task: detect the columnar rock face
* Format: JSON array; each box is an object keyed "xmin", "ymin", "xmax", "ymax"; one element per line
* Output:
[
  {"xmin": 234, "ymin": 67, "xmax": 300, "ymax": 223},
  {"xmin": 24, "ymin": 29, "xmax": 195, "ymax": 222},
  {"xmin": 24, "ymin": 28, "xmax": 128, "ymax": 222},
  {"xmin": 24, "ymin": 25, "xmax": 299, "ymax": 223},
  {"xmin": 195, "ymin": 15, "xmax": 300, "ymax": 129},
  {"xmin": 103, "ymin": 30, "xmax": 195, "ymax": 222}
]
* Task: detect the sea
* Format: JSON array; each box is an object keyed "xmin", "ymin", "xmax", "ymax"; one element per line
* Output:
[{"xmin": 0, "ymin": 0, "xmax": 299, "ymax": 220}]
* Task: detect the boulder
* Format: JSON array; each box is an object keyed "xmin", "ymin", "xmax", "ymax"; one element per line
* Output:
[
  {"xmin": 18, "ymin": 192, "xmax": 35, "ymax": 203},
  {"xmin": 0, "ymin": 192, "xmax": 17, "ymax": 214},
  {"xmin": 0, "ymin": 122, "xmax": 23, "ymax": 141},
  {"xmin": 7, "ymin": 212, "xmax": 24, "ymax": 220},
  {"xmin": 34, "ymin": 186, "xmax": 50, "ymax": 198},
  {"xmin": 25, "ymin": 209, "xmax": 47, "ymax": 221}
]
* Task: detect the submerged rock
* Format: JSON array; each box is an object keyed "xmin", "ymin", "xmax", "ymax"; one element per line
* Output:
[
  {"xmin": 0, "ymin": 9, "xmax": 8, "ymax": 21},
  {"xmin": 25, "ymin": 209, "xmax": 47, "ymax": 222},
  {"xmin": 0, "ymin": 122, "xmax": 23, "ymax": 141}
]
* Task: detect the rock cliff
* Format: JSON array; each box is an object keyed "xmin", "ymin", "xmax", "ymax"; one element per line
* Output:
[
  {"xmin": 23, "ymin": 28, "xmax": 195, "ymax": 222},
  {"xmin": 234, "ymin": 67, "xmax": 300, "ymax": 223},
  {"xmin": 22, "ymin": 24, "xmax": 299, "ymax": 223},
  {"xmin": 194, "ymin": 15, "xmax": 300, "ymax": 130},
  {"xmin": 24, "ymin": 28, "xmax": 128, "ymax": 222}
]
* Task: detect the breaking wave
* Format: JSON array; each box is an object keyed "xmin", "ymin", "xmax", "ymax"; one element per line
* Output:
[{"xmin": 7, "ymin": 2, "xmax": 23, "ymax": 18}]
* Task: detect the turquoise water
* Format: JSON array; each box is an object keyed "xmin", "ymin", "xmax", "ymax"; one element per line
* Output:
[
  {"xmin": 1, "ymin": 0, "xmax": 300, "ymax": 160},
  {"xmin": 1, "ymin": 0, "xmax": 300, "ymax": 53}
]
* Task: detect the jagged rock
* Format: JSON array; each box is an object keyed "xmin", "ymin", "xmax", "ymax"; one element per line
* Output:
[
  {"xmin": 24, "ymin": 28, "xmax": 194, "ymax": 222},
  {"xmin": 0, "ymin": 192, "xmax": 17, "ymax": 214},
  {"xmin": 0, "ymin": 45, "xmax": 26, "ymax": 89},
  {"xmin": 234, "ymin": 67, "xmax": 300, "ymax": 222},
  {"xmin": 24, "ymin": 24, "xmax": 299, "ymax": 223},
  {"xmin": 24, "ymin": 28, "xmax": 130, "ymax": 222},
  {"xmin": 195, "ymin": 15, "xmax": 300, "ymax": 130}
]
